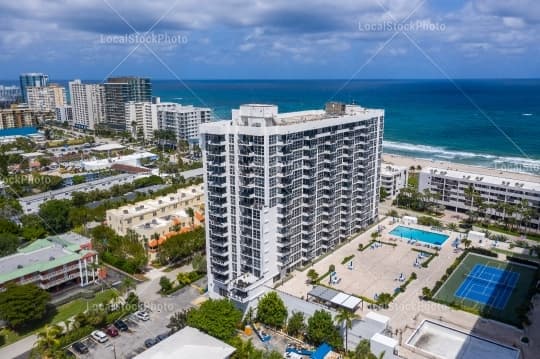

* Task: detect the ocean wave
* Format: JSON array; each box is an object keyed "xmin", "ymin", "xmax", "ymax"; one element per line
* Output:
[{"xmin": 383, "ymin": 140, "xmax": 540, "ymax": 175}]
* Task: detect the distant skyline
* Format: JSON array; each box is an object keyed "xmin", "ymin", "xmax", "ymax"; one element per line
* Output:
[{"xmin": 1, "ymin": 0, "xmax": 539, "ymax": 80}]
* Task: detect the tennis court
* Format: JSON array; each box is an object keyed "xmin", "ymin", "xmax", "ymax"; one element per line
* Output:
[
  {"xmin": 455, "ymin": 264, "xmax": 519, "ymax": 310},
  {"xmin": 433, "ymin": 253, "xmax": 537, "ymax": 326}
]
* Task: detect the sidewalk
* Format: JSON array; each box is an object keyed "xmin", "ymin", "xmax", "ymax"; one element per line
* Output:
[{"xmin": 0, "ymin": 334, "xmax": 36, "ymax": 359}]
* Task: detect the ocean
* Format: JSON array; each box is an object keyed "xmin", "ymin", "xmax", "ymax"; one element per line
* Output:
[
  {"xmin": 2, "ymin": 79, "xmax": 539, "ymax": 174},
  {"xmin": 150, "ymin": 79, "xmax": 540, "ymax": 175}
]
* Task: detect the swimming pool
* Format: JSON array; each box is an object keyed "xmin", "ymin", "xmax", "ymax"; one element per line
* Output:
[{"xmin": 389, "ymin": 226, "xmax": 449, "ymax": 246}]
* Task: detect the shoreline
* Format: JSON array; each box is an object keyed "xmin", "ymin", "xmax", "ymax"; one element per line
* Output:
[{"xmin": 382, "ymin": 153, "xmax": 540, "ymax": 182}]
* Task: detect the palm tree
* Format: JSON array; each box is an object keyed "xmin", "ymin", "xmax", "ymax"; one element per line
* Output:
[
  {"xmin": 186, "ymin": 207, "xmax": 195, "ymax": 226},
  {"xmin": 376, "ymin": 293, "xmax": 392, "ymax": 309},
  {"xmin": 121, "ymin": 277, "xmax": 136, "ymax": 295},
  {"xmin": 336, "ymin": 309, "xmax": 360, "ymax": 352},
  {"xmin": 307, "ymin": 268, "xmax": 319, "ymax": 284},
  {"xmin": 35, "ymin": 324, "xmax": 63, "ymax": 358},
  {"xmin": 463, "ymin": 185, "xmax": 476, "ymax": 222},
  {"xmin": 447, "ymin": 223, "xmax": 458, "ymax": 232}
]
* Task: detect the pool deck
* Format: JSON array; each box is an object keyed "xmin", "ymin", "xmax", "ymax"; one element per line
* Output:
[{"xmin": 278, "ymin": 216, "xmax": 530, "ymax": 358}]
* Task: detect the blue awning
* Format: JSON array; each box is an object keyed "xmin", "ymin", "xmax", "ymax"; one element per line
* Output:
[{"xmin": 310, "ymin": 343, "xmax": 332, "ymax": 359}]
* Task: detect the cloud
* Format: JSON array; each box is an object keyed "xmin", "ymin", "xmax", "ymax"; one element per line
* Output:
[{"xmin": 0, "ymin": 0, "xmax": 538, "ymax": 78}]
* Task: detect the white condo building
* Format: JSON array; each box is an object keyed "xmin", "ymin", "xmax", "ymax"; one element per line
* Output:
[
  {"xmin": 419, "ymin": 167, "xmax": 540, "ymax": 230},
  {"xmin": 126, "ymin": 101, "xmax": 158, "ymax": 141},
  {"xmin": 69, "ymin": 80, "xmax": 106, "ymax": 130},
  {"xmin": 157, "ymin": 102, "xmax": 212, "ymax": 142},
  {"xmin": 55, "ymin": 105, "xmax": 73, "ymax": 124},
  {"xmin": 27, "ymin": 84, "xmax": 67, "ymax": 111},
  {"xmin": 380, "ymin": 164, "xmax": 408, "ymax": 198},
  {"xmin": 201, "ymin": 103, "xmax": 384, "ymax": 304}
]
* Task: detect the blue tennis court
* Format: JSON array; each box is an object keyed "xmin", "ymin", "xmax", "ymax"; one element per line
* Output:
[{"xmin": 455, "ymin": 264, "xmax": 519, "ymax": 310}]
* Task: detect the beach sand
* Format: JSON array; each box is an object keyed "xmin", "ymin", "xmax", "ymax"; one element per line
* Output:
[{"xmin": 383, "ymin": 154, "xmax": 540, "ymax": 182}]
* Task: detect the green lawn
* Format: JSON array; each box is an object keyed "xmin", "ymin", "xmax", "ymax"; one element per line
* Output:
[
  {"xmin": 50, "ymin": 290, "xmax": 117, "ymax": 324},
  {"xmin": 0, "ymin": 289, "xmax": 116, "ymax": 348},
  {"xmin": 433, "ymin": 253, "xmax": 537, "ymax": 326}
]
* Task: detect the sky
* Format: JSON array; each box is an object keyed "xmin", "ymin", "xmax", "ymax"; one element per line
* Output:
[{"xmin": 0, "ymin": 0, "xmax": 539, "ymax": 80}]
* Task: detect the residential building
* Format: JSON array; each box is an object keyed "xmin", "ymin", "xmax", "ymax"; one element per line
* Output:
[
  {"xmin": 81, "ymin": 151, "xmax": 158, "ymax": 171},
  {"xmin": 419, "ymin": 167, "xmax": 540, "ymax": 230},
  {"xmin": 125, "ymin": 101, "xmax": 157, "ymax": 141},
  {"xmin": 0, "ymin": 105, "xmax": 52, "ymax": 130},
  {"xmin": 134, "ymin": 326, "xmax": 236, "ymax": 359},
  {"xmin": 156, "ymin": 101, "xmax": 212, "ymax": 142},
  {"xmin": 380, "ymin": 164, "xmax": 408, "ymax": 198},
  {"xmin": 106, "ymin": 183, "xmax": 205, "ymax": 236},
  {"xmin": 0, "ymin": 85, "xmax": 21, "ymax": 107},
  {"xmin": 55, "ymin": 105, "xmax": 73, "ymax": 124},
  {"xmin": 201, "ymin": 103, "xmax": 384, "ymax": 303},
  {"xmin": 104, "ymin": 77, "xmax": 152, "ymax": 132},
  {"xmin": 19, "ymin": 173, "xmax": 146, "ymax": 214},
  {"xmin": 0, "ymin": 233, "xmax": 98, "ymax": 292},
  {"xmin": 69, "ymin": 79, "xmax": 106, "ymax": 130},
  {"xmin": 27, "ymin": 84, "xmax": 67, "ymax": 111},
  {"xmin": 19, "ymin": 73, "xmax": 49, "ymax": 102}
]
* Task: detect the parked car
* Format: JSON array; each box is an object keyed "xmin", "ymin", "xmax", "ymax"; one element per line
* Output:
[
  {"xmin": 156, "ymin": 332, "xmax": 169, "ymax": 341},
  {"xmin": 113, "ymin": 319, "xmax": 129, "ymax": 331},
  {"xmin": 105, "ymin": 325, "xmax": 119, "ymax": 337},
  {"xmin": 144, "ymin": 338, "xmax": 159, "ymax": 348},
  {"xmin": 64, "ymin": 349, "xmax": 75, "ymax": 357},
  {"xmin": 135, "ymin": 311, "xmax": 150, "ymax": 321},
  {"xmin": 72, "ymin": 341, "xmax": 89, "ymax": 354},
  {"xmin": 91, "ymin": 330, "xmax": 109, "ymax": 343}
]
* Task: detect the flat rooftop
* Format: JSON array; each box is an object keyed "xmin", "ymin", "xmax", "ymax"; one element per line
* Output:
[
  {"xmin": 201, "ymin": 103, "xmax": 383, "ymax": 131},
  {"xmin": 134, "ymin": 326, "xmax": 235, "ymax": 359},
  {"xmin": 423, "ymin": 167, "xmax": 540, "ymax": 192},
  {"xmin": 407, "ymin": 320, "xmax": 520, "ymax": 359},
  {"xmin": 0, "ymin": 236, "xmax": 93, "ymax": 284}
]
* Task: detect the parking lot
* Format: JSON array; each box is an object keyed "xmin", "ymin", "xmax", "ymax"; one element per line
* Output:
[{"xmin": 67, "ymin": 279, "xmax": 206, "ymax": 359}]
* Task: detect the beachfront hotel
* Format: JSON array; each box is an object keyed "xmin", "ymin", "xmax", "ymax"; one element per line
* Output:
[
  {"xmin": 419, "ymin": 167, "xmax": 540, "ymax": 230},
  {"xmin": 201, "ymin": 103, "xmax": 384, "ymax": 303}
]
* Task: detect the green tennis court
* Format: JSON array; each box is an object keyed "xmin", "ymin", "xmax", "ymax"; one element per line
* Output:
[{"xmin": 433, "ymin": 253, "xmax": 537, "ymax": 325}]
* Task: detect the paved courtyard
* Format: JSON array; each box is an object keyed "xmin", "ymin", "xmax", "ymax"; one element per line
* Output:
[
  {"xmin": 280, "ymin": 217, "xmax": 459, "ymax": 302},
  {"xmin": 279, "ymin": 216, "xmax": 531, "ymax": 357}
]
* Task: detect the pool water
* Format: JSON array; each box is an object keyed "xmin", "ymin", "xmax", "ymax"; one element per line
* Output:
[{"xmin": 389, "ymin": 226, "xmax": 449, "ymax": 246}]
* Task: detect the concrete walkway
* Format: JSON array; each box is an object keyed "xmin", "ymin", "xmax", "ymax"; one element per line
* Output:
[{"xmin": 0, "ymin": 334, "xmax": 36, "ymax": 359}]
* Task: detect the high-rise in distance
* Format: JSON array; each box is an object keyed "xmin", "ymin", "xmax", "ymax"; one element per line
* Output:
[
  {"xmin": 19, "ymin": 73, "xmax": 49, "ymax": 102},
  {"xmin": 104, "ymin": 77, "xmax": 151, "ymax": 132},
  {"xmin": 201, "ymin": 103, "xmax": 384, "ymax": 304}
]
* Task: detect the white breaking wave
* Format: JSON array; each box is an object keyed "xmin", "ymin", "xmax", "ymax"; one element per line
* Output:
[{"xmin": 383, "ymin": 140, "xmax": 540, "ymax": 175}]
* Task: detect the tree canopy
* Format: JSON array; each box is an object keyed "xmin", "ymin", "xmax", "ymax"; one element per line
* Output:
[
  {"xmin": 0, "ymin": 284, "xmax": 51, "ymax": 329},
  {"xmin": 187, "ymin": 299, "xmax": 242, "ymax": 341},
  {"xmin": 306, "ymin": 310, "xmax": 342, "ymax": 350},
  {"xmin": 256, "ymin": 291, "xmax": 288, "ymax": 329}
]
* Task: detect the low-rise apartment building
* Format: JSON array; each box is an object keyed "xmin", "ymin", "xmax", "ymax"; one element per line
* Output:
[
  {"xmin": 106, "ymin": 184, "xmax": 205, "ymax": 237},
  {"xmin": 0, "ymin": 233, "xmax": 98, "ymax": 292},
  {"xmin": 380, "ymin": 164, "xmax": 408, "ymax": 198},
  {"xmin": 19, "ymin": 173, "xmax": 146, "ymax": 214},
  {"xmin": 419, "ymin": 167, "xmax": 540, "ymax": 230}
]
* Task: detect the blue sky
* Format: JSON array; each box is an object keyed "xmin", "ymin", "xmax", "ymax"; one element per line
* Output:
[{"xmin": 0, "ymin": 0, "xmax": 539, "ymax": 80}]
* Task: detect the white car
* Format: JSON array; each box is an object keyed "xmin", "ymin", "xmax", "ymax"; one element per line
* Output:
[
  {"xmin": 135, "ymin": 311, "xmax": 150, "ymax": 321},
  {"xmin": 91, "ymin": 330, "xmax": 109, "ymax": 343}
]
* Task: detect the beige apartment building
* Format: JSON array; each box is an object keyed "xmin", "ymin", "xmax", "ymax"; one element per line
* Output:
[{"xmin": 106, "ymin": 184, "xmax": 205, "ymax": 238}]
